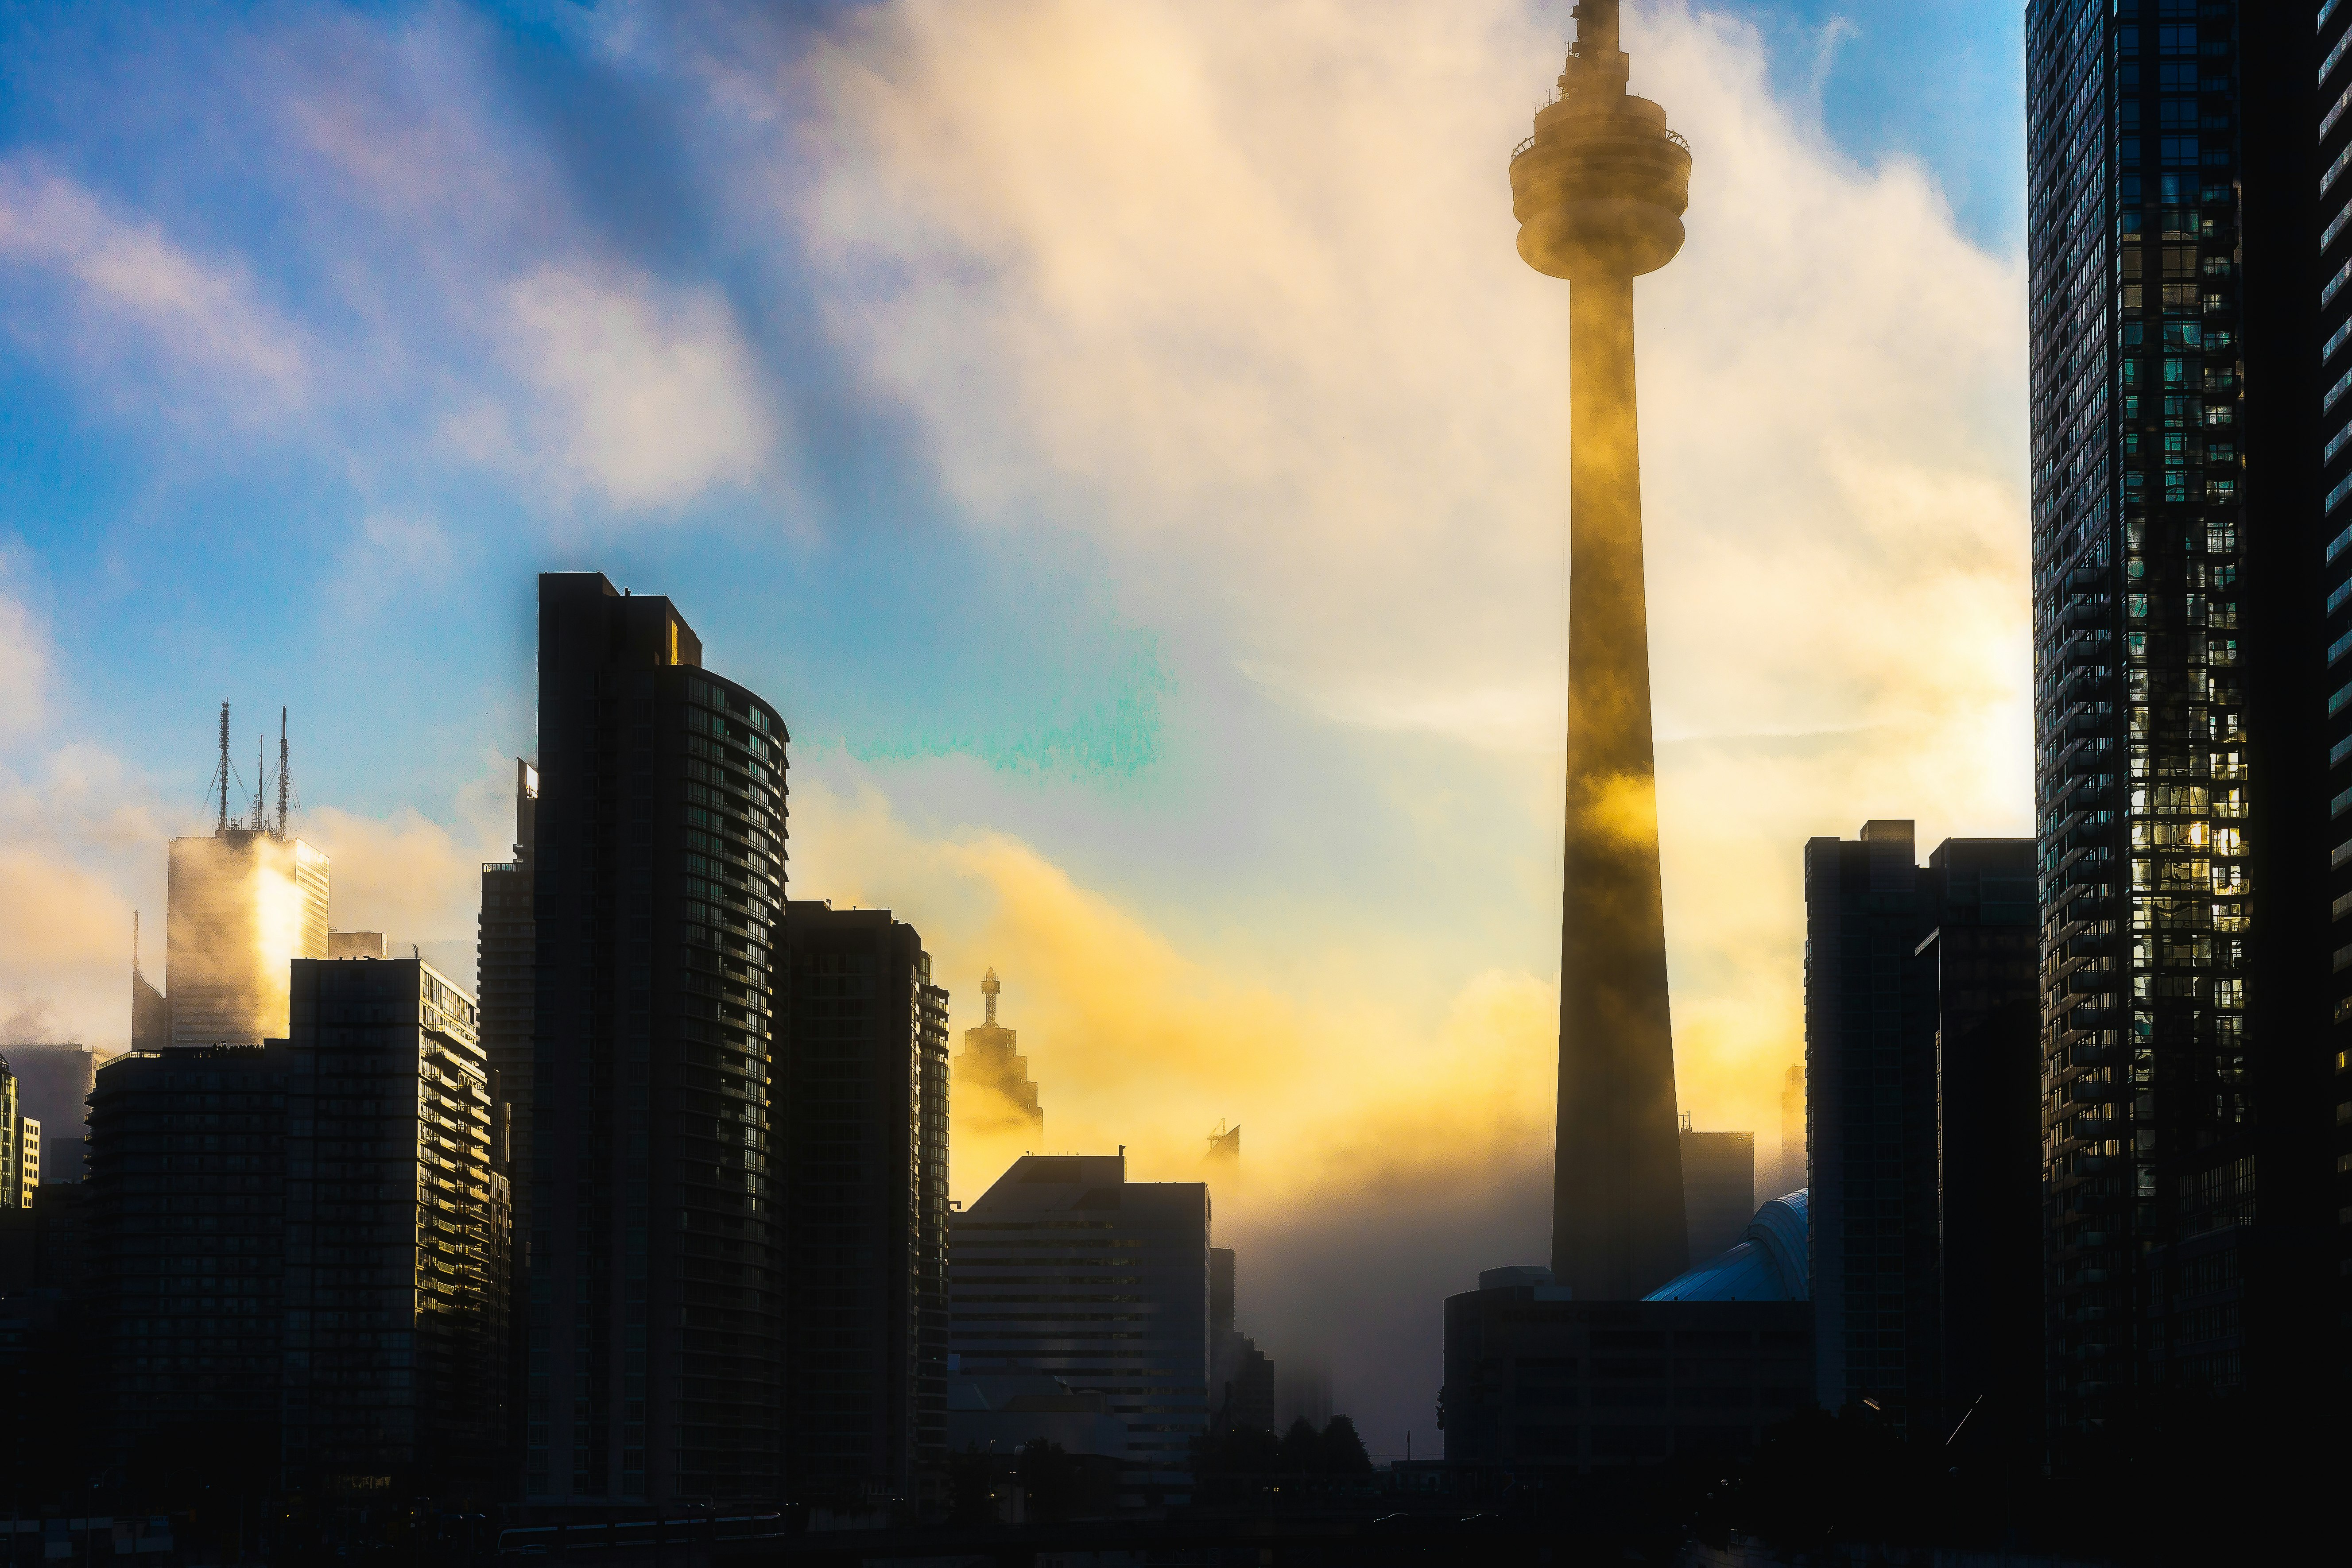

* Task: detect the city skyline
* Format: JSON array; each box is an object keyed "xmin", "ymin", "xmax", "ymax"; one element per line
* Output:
[{"xmin": 0, "ymin": 1, "xmax": 2036, "ymax": 1456}]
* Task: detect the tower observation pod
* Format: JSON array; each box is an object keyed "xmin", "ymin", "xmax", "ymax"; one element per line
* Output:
[{"xmin": 1511, "ymin": 0, "xmax": 1692, "ymax": 1301}]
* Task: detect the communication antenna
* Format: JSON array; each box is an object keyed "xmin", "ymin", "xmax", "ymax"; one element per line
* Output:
[
  {"xmin": 217, "ymin": 701, "xmax": 231, "ymax": 832},
  {"xmin": 277, "ymin": 708, "xmax": 290, "ymax": 837},
  {"xmin": 254, "ymin": 733, "xmax": 267, "ymax": 830}
]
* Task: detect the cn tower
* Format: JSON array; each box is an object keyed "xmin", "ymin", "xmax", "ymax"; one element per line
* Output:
[{"xmin": 1511, "ymin": 0, "xmax": 1691, "ymax": 1299}]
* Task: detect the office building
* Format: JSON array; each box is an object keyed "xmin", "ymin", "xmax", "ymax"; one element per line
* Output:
[
  {"xmin": 86, "ymin": 1043, "xmax": 293, "ymax": 1476},
  {"xmin": 282, "ymin": 957, "xmax": 507, "ymax": 1501},
  {"xmin": 1440, "ymin": 1195, "xmax": 1812, "ymax": 1471},
  {"xmin": 480, "ymin": 759, "xmax": 537, "ymax": 1492},
  {"xmin": 1804, "ymin": 825, "xmax": 2038, "ymax": 1434},
  {"xmin": 1208, "ymin": 1247, "xmax": 1276, "ymax": 1434},
  {"xmin": 1776, "ymin": 1063, "xmax": 1805, "ymax": 1198},
  {"xmin": 954, "ymin": 968, "xmax": 1042, "ymax": 1143},
  {"xmin": 529, "ymin": 574, "xmax": 785, "ymax": 1505},
  {"xmin": 1, "ymin": 1044, "xmax": 97, "ymax": 1183},
  {"xmin": 777, "ymin": 901, "xmax": 949, "ymax": 1504},
  {"xmin": 0, "ymin": 1057, "xmax": 29, "ymax": 1209},
  {"xmin": 1509, "ymin": 0, "xmax": 1694, "ymax": 1300},
  {"xmin": 166, "ymin": 834, "xmax": 328, "ymax": 1048},
  {"xmin": 1679, "ymin": 1127, "xmax": 1755, "ymax": 1262},
  {"xmin": 2030, "ymin": 1, "xmax": 2343, "ymax": 1441},
  {"xmin": 950, "ymin": 1154, "xmax": 1209, "ymax": 1506},
  {"xmin": 480, "ymin": 761, "xmax": 538, "ymax": 1238}
]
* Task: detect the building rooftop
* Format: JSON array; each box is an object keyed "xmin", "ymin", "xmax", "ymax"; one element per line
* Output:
[{"xmin": 1642, "ymin": 1189, "xmax": 1808, "ymax": 1303}]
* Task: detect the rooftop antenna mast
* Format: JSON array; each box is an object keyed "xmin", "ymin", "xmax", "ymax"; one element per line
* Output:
[
  {"xmin": 216, "ymin": 701, "xmax": 231, "ymax": 834},
  {"xmin": 277, "ymin": 708, "xmax": 290, "ymax": 837},
  {"xmin": 254, "ymin": 733, "xmax": 267, "ymax": 831}
]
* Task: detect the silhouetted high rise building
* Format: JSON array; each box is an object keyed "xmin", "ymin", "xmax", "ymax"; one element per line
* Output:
[
  {"xmin": 950, "ymin": 1155, "xmax": 1209, "ymax": 1508},
  {"xmin": 2029, "ymin": 0, "xmax": 2343, "ymax": 1444},
  {"xmin": 1679, "ymin": 1127, "xmax": 1755, "ymax": 1262},
  {"xmin": 1804, "ymin": 826, "xmax": 2038, "ymax": 1435},
  {"xmin": 282, "ymin": 957, "xmax": 506, "ymax": 1502},
  {"xmin": 1208, "ymin": 1247, "xmax": 1276, "ymax": 1435},
  {"xmin": 87, "ymin": 1043, "xmax": 292, "ymax": 1479},
  {"xmin": 1777, "ymin": 1062, "xmax": 1805, "ymax": 1198},
  {"xmin": 777, "ymin": 902, "xmax": 949, "ymax": 1504},
  {"xmin": 480, "ymin": 759, "xmax": 536, "ymax": 1493},
  {"xmin": 1509, "ymin": 0, "xmax": 1692, "ymax": 1301},
  {"xmin": 167, "ymin": 707, "xmax": 328, "ymax": 1049},
  {"xmin": 953, "ymin": 967, "xmax": 1042, "ymax": 1143},
  {"xmin": 528, "ymin": 574, "xmax": 785, "ymax": 1505}
]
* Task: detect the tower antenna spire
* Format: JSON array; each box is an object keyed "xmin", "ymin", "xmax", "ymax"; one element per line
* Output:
[
  {"xmin": 277, "ymin": 707, "xmax": 290, "ymax": 837},
  {"xmin": 217, "ymin": 701, "xmax": 231, "ymax": 834},
  {"xmin": 255, "ymin": 732, "xmax": 267, "ymax": 830}
]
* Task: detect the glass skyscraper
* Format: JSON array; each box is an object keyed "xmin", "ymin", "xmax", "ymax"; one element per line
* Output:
[
  {"xmin": 527, "ymin": 574, "xmax": 787, "ymax": 1503},
  {"xmin": 2028, "ymin": 0, "xmax": 2340, "ymax": 1446}
]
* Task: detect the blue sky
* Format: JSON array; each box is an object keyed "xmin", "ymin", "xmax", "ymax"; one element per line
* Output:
[{"xmin": 0, "ymin": 0, "xmax": 2031, "ymax": 1450}]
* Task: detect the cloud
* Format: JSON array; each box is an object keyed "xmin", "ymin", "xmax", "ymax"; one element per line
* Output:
[
  {"xmin": 794, "ymin": 0, "xmax": 2032, "ymax": 1201},
  {"xmin": 476, "ymin": 263, "xmax": 778, "ymax": 510},
  {"xmin": 0, "ymin": 161, "xmax": 308, "ymax": 409},
  {"xmin": 0, "ymin": 554, "xmax": 50, "ymax": 737}
]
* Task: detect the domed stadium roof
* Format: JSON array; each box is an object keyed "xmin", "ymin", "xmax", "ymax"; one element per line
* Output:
[{"xmin": 1642, "ymin": 1189, "xmax": 1808, "ymax": 1302}]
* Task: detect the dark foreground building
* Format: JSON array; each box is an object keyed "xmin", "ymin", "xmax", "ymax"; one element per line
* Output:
[
  {"xmin": 282, "ymin": 957, "xmax": 507, "ymax": 1502},
  {"xmin": 1679, "ymin": 1127, "xmax": 1755, "ymax": 1262},
  {"xmin": 949, "ymin": 1155, "xmax": 1210, "ymax": 1508},
  {"xmin": 2029, "ymin": 0, "xmax": 2344, "ymax": 1447},
  {"xmin": 528, "ymin": 574, "xmax": 787, "ymax": 1505},
  {"xmin": 1803, "ymin": 825, "xmax": 2038, "ymax": 1438},
  {"xmin": 87, "ymin": 1043, "xmax": 292, "ymax": 1486},
  {"xmin": 1441, "ymin": 1195, "xmax": 1812, "ymax": 1471},
  {"xmin": 775, "ymin": 902, "xmax": 950, "ymax": 1506}
]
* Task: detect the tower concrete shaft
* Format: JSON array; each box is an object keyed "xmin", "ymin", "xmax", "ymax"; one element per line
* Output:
[{"xmin": 1510, "ymin": 0, "xmax": 1691, "ymax": 1300}]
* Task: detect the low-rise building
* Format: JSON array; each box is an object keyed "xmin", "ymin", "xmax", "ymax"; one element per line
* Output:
[{"xmin": 1441, "ymin": 1194, "xmax": 1813, "ymax": 1471}]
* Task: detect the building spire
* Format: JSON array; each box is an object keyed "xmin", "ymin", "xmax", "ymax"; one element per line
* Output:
[
  {"xmin": 217, "ymin": 701, "xmax": 231, "ymax": 834},
  {"xmin": 981, "ymin": 967, "xmax": 1000, "ymax": 1026},
  {"xmin": 276, "ymin": 709, "xmax": 287, "ymax": 836}
]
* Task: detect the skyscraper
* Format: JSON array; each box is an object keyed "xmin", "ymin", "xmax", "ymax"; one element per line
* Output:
[
  {"xmin": 282, "ymin": 957, "xmax": 506, "ymax": 1503},
  {"xmin": 776, "ymin": 902, "xmax": 949, "ymax": 1504},
  {"xmin": 480, "ymin": 759, "xmax": 536, "ymax": 1494},
  {"xmin": 2029, "ymin": 0, "xmax": 2341, "ymax": 1444},
  {"xmin": 86, "ymin": 1043, "xmax": 292, "ymax": 1480},
  {"xmin": 1776, "ymin": 1063, "xmax": 1805, "ymax": 1199},
  {"xmin": 1509, "ymin": 0, "xmax": 1691, "ymax": 1299},
  {"xmin": 949, "ymin": 1155, "xmax": 1209, "ymax": 1509},
  {"xmin": 164, "ymin": 705, "xmax": 328, "ymax": 1050},
  {"xmin": 166, "ymin": 825, "xmax": 330, "ymax": 1047},
  {"xmin": 1678, "ymin": 1127, "xmax": 1755, "ymax": 1262},
  {"xmin": 953, "ymin": 968, "xmax": 1042, "ymax": 1144},
  {"xmin": 1804, "ymin": 825, "xmax": 2038, "ymax": 1433},
  {"xmin": 529, "ymin": 574, "xmax": 785, "ymax": 1505}
]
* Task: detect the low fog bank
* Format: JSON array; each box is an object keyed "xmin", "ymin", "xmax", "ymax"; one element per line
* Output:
[{"xmin": 1219, "ymin": 1146, "xmax": 1552, "ymax": 1462}]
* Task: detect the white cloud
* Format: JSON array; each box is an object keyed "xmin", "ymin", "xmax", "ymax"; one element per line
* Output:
[
  {"xmin": 794, "ymin": 0, "xmax": 2033, "ymax": 1188},
  {"xmin": 0, "ymin": 161, "xmax": 308, "ymax": 407},
  {"xmin": 494, "ymin": 263, "xmax": 777, "ymax": 510},
  {"xmin": 0, "ymin": 556, "xmax": 49, "ymax": 737}
]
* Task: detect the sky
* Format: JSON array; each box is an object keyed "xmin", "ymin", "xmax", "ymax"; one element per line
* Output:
[{"xmin": 0, "ymin": 0, "xmax": 2029, "ymax": 1456}]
